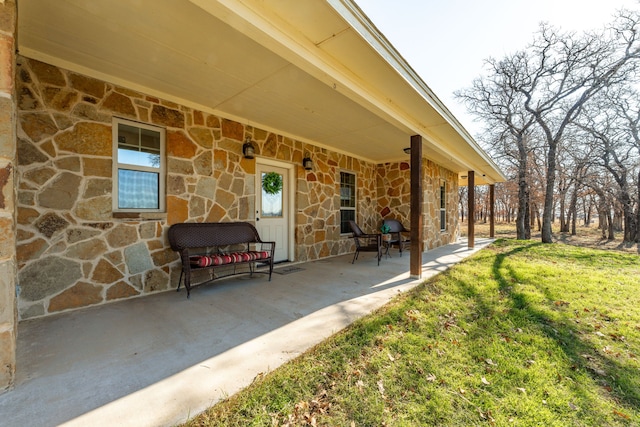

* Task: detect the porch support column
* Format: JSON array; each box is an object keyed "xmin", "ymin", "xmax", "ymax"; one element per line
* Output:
[
  {"xmin": 409, "ymin": 135, "xmax": 423, "ymax": 279},
  {"xmin": 467, "ymin": 171, "xmax": 475, "ymax": 248},
  {"xmin": 489, "ymin": 184, "xmax": 495, "ymax": 238},
  {"xmin": 0, "ymin": 0, "xmax": 18, "ymax": 392}
]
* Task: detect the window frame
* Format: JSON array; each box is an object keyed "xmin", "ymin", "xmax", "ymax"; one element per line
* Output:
[
  {"xmin": 112, "ymin": 117, "xmax": 166, "ymax": 213},
  {"xmin": 440, "ymin": 181, "xmax": 446, "ymax": 231},
  {"xmin": 339, "ymin": 171, "xmax": 357, "ymax": 235}
]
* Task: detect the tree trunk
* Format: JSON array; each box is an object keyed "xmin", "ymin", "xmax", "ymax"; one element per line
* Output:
[
  {"xmin": 607, "ymin": 210, "xmax": 615, "ymax": 240},
  {"xmin": 614, "ymin": 209, "xmax": 623, "ymax": 232},
  {"xmin": 559, "ymin": 195, "xmax": 567, "ymax": 232},
  {"xmin": 569, "ymin": 186, "xmax": 578, "ymax": 235},
  {"xmin": 516, "ymin": 151, "xmax": 529, "ymax": 240},
  {"xmin": 636, "ymin": 169, "xmax": 640, "ymax": 242},
  {"xmin": 599, "ymin": 208, "xmax": 607, "ymax": 239},
  {"xmin": 584, "ymin": 199, "xmax": 592, "ymax": 227},
  {"xmin": 542, "ymin": 142, "xmax": 557, "ymax": 243}
]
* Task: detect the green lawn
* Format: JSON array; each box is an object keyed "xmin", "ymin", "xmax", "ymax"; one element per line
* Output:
[{"xmin": 183, "ymin": 240, "xmax": 640, "ymax": 426}]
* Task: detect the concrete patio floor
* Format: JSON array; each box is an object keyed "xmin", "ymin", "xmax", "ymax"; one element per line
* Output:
[{"xmin": 0, "ymin": 238, "xmax": 493, "ymax": 427}]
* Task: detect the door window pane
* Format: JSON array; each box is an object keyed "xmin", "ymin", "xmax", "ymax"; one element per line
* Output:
[{"xmin": 261, "ymin": 172, "xmax": 283, "ymax": 217}]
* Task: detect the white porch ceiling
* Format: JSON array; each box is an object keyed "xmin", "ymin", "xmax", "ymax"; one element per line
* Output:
[{"xmin": 17, "ymin": 0, "xmax": 505, "ymax": 185}]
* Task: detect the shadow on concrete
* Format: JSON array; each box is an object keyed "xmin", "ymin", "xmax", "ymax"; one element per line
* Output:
[{"xmin": 0, "ymin": 239, "xmax": 492, "ymax": 427}]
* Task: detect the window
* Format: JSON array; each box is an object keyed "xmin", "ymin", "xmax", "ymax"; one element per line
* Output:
[
  {"xmin": 340, "ymin": 171, "xmax": 356, "ymax": 234},
  {"xmin": 440, "ymin": 182, "xmax": 446, "ymax": 231},
  {"xmin": 113, "ymin": 118, "xmax": 165, "ymax": 212}
]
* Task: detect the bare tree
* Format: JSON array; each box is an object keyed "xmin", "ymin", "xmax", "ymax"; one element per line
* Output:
[
  {"xmin": 576, "ymin": 86, "xmax": 640, "ymax": 242},
  {"xmin": 521, "ymin": 14, "xmax": 640, "ymax": 242},
  {"xmin": 459, "ymin": 10, "xmax": 640, "ymax": 243},
  {"xmin": 614, "ymin": 88, "xmax": 640, "ymax": 242},
  {"xmin": 456, "ymin": 58, "xmax": 537, "ymax": 239}
]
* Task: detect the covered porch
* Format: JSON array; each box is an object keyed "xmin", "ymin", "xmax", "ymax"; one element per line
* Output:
[
  {"xmin": 0, "ymin": 238, "xmax": 492, "ymax": 427},
  {"xmin": 0, "ymin": 0, "xmax": 507, "ymax": 395}
]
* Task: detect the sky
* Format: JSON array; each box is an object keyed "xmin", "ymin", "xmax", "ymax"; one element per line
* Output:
[{"xmin": 355, "ymin": 0, "xmax": 639, "ymax": 137}]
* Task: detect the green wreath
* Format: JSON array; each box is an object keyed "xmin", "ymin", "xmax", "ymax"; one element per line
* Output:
[{"xmin": 262, "ymin": 172, "xmax": 283, "ymax": 195}]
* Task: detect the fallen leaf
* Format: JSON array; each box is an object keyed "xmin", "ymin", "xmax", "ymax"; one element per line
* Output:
[
  {"xmin": 516, "ymin": 387, "xmax": 526, "ymax": 394},
  {"xmin": 568, "ymin": 402, "xmax": 579, "ymax": 411},
  {"xmin": 459, "ymin": 388, "xmax": 465, "ymax": 394},
  {"xmin": 387, "ymin": 352, "xmax": 395, "ymax": 362},
  {"xmin": 610, "ymin": 333, "xmax": 626, "ymax": 342},
  {"xmin": 252, "ymin": 372, "xmax": 264, "ymax": 383},
  {"xmin": 613, "ymin": 410, "xmax": 630, "ymax": 419},
  {"xmin": 377, "ymin": 380, "xmax": 385, "ymax": 397},
  {"xmin": 485, "ymin": 358, "xmax": 498, "ymax": 366},
  {"xmin": 426, "ymin": 373, "xmax": 437, "ymax": 382},
  {"xmin": 481, "ymin": 377, "xmax": 491, "ymax": 385}
]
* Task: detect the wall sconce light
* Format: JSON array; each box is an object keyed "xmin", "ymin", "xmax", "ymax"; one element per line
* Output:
[
  {"xmin": 302, "ymin": 153, "xmax": 313, "ymax": 170},
  {"xmin": 403, "ymin": 147, "xmax": 411, "ymax": 154},
  {"xmin": 461, "ymin": 175, "xmax": 467, "ymax": 179},
  {"xmin": 242, "ymin": 137, "xmax": 255, "ymax": 159}
]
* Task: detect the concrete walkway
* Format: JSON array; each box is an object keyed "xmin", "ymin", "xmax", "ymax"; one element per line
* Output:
[{"xmin": 0, "ymin": 238, "xmax": 493, "ymax": 427}]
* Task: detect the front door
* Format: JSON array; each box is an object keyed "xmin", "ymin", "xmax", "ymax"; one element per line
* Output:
[{"xmin": 256, "ymin": 163, "xmax": 290, "ymax": 262}]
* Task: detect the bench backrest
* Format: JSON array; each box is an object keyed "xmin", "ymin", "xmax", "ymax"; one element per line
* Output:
[{"xmin": 168, "ymin": 222, "xmax": 263, "ymax": 251}]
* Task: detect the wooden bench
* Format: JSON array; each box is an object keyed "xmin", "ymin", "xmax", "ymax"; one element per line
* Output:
[{"xmin": 168, "ymin": 222, "xmax": 275, "ymax": 297}]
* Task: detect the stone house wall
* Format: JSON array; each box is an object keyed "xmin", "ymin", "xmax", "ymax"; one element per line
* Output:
[
  {"xmin": 15, "ymin": 56, "xmax": 382, "ymax": 320},
  {"xmin": 422, "ymin": 161, "xmax": 459, "ymax": 249},
  {"xmin": 14, "ymin": 56, "xmax": 459, "ymax": 321},
  {"xmin": 0, "ymin": 0, "xmax": 18, "ymax": 391},
  {"xmin": 377, "ymin": 161, "xmax": 459, "ymax": 249}
]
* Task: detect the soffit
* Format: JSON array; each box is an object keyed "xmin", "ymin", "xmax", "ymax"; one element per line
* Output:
[{"xmin": 17, "ymin": 0, "xmax": 504, "ymax": 184}]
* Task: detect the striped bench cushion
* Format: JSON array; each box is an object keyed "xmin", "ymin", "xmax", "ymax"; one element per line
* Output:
[{"xmin": 190, "ymin": 251, "xmax": 271, "ymax": 268}]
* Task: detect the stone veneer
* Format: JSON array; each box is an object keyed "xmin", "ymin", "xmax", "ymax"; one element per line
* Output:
[
  {"xmin": 14, "ymin": 55, "xmax": 459, "ymax": 322},
  {"xmin": 0, "ymin": 0, "xmax": 17, "ymax": 391},
  {"xmin": 377, "ymin": 160, "xmax": 459, "ymax": 249}
]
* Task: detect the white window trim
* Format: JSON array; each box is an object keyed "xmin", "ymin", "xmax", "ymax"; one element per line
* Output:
[
  {"xmin": 340, "ymin": 170, "xmax": 357, "ymax": 235},
  {"xmin": 112, "ymin": 117, "xmax": 166, "ymax": 213}
]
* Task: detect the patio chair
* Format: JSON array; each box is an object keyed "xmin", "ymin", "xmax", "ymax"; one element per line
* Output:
[
  {"xmin": 348, "ymin": 220, "xmax": 382, "ymax": 265},
  {"xmin": 383, "ymin": 219, "xmax": 411, "ymax": 256}
]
